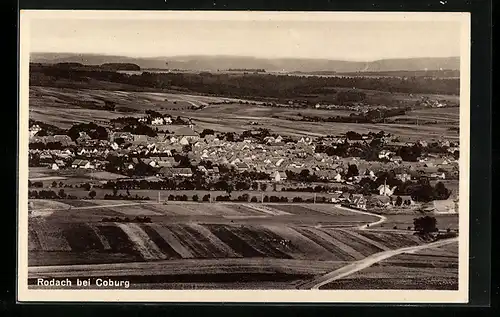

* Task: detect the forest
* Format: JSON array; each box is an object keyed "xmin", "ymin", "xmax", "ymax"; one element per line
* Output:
[{"xmin": 30, "ymin": 64, "xmax": 460, "ymax": 104}]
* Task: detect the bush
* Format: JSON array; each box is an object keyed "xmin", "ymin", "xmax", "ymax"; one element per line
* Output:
[
  {"xmin": 413, "ymin": 216, "xmax": 438, "ymax": 234},
  {"xmin": 263, "ymin": 196, "xmax": 269, "ymax": 202},
  {"xmin": 250, "ymin": 196, "xmax": 258, "ymax": 202},
  {"xmin": 168, "ymin": 194, "xmax": 175, "ymax": 201},
  {"xmin": 292, "ymin": 197, "xmax": 303, "ymax": 202},
  {"xmin": 202, "ymin": 194, "xmax": 211, "ymax": 202},
  {"xmin": 192, "ymin": 194, "xmax": 199, "ymax": 202}
]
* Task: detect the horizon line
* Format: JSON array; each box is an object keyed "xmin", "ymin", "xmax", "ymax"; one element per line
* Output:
[{"xmin": 29, "ymin": 51, "xmax": 461, "ymax": 64}]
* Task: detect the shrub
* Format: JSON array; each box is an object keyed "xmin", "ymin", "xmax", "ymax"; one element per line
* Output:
[{"xmin": 250, "ymin": 196, "xmax": 258, "ymax": 202}]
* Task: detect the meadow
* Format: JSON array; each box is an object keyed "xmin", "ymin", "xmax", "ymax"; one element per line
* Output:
[{"xmin": 29, "ymin": 86, "xmax": 459, "ymax": 141}]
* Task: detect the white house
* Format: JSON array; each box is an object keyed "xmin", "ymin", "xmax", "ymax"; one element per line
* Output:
[
  {"xmin": 273, "ymin": 171, "xmax": 287, "ymax": 182},
  {"xmin": 151, "ymin": 117, "xmax": 164, "ymax": 125},
  {"xmin": 378, "ymin": 150, "xmax": 391, "ymax": 160},
  {"xmin": 378, "ymin": 184, "xmax": 397, "ymax": 196},
  {"xmin": 29, "ymin": 125, "xmax": 42, "ymax": 138}
]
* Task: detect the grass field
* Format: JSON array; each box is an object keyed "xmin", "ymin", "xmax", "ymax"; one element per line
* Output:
[
  {"xmin": 374, "ymin": 213, "xmax": 459, "ymax": 231},
  {"xmin": 29, "ymin": 86, "xmax": 459, "ymax": 141}
]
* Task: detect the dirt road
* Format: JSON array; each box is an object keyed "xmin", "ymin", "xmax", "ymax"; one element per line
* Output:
[{"xmin": 296, "ymin": 236, "xmax": 458, "ymax": 290}]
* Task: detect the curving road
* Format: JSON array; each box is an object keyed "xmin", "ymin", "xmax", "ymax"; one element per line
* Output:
[{"xmin": 335, "ymin": 205, "xmax": 387, "ymax": 230}]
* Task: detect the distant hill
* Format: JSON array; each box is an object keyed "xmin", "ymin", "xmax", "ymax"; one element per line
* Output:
[{"xmin": 30, "ymin": 53, "xmax": 459, "ymax": 73}]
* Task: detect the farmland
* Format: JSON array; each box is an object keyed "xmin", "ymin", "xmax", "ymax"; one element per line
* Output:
[
  {"xmin": 29, "ymin": 85, "xmax": 459, "ymax": 141},
  {"xmin": 27, "ymin": 200, "xmax": 458, "ymax": 289},
  {"xmin": 319, "ymin": 241, "xmax": 459, "ymax": 290}
]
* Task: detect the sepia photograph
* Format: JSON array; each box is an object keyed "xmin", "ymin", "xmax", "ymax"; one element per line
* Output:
[{"xmin": 18, "ymin": 10, "xmax": 470, "ymax": 302}]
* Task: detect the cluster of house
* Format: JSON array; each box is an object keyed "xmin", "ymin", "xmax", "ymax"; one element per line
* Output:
[{"xmin": 28, "ymin": 121, "xmax": 459, "ymax": 185}]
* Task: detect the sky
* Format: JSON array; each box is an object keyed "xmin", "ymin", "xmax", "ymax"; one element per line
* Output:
[{"xmin": 28, "ymin": 14, "xmax": 463, "ymax": 61}]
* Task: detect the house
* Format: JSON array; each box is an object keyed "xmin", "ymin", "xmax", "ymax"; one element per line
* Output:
[
  {"xmin": 160, "ymin": 167, "xmax": 193, "ymax": 178},
  {"xmin": 396, "ymin": 173, "xmax": 412, "ymax": 182},
  {"xmin": 350, "ymin": 194, "xmax": 367, "ymax": 210},
  {"xmin": 378, "ymin": 184, "xmax": 397, "ymax": 196},
  {"xmin": 151, "ymin": 117, "xmax": 164, "ymax": 125},
  {"xmin": 29, "ymin": 125, "xmax": 42, "ymax": 138},
  {"xmin": 51, "ymin": 163, "xmax": 59, "ymax": 170},
  {"xmin": 156, "ymin": 157, "xmax": 177, "ymax": 168},
  {"xmin": 368, "ymin": 195, "xmax": 392, "ymax": 208},
  {"xmin": 273, "ymin": 171, "xmax": 287, "ymax": 182},
  {"xmin": 391, "ymin": 156, "xmax": 403, "ymax": 164},
  {"xmin": 378, "ymin": 150, "xmax": 392, "ymax": 160},
  {"xmin": 71, "ymin": 159, "xmax": 91, "ymax": 169},
  {"xmin": 175, "ymin": 126, "xmax": 199, "ymax": 141},
  {"xmin": 54, "ymin": 159, "xmax": 65, "ymax": 167},
  {"xmin": 235, "ymin": 162, "xmax": 250, "ymax": 171},
  {"xmin": 430, "ymin": 172, "xmax": 446, "ymax": 180}
]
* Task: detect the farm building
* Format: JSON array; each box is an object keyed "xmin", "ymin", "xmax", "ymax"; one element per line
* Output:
[
  {"xmin": 159, "ymin": 167, "xmax": 193, "ymax": 178},
  {"xmin": 71, "ymin": 159, "xmax": 91, "ymax": 169},
  {"xmin": 367, "ymin": 195, "xmax": 392, "ymax": 208}
]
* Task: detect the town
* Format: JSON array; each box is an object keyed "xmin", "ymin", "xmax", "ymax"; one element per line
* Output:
[{"xmin": 28, "ymin": 108, "xmax": 459, "ymax": 214}]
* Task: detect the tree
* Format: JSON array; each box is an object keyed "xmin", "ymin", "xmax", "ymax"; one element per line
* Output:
[
  {"xmin": 395, "ymin": 196, "xmax": 403, "ymax": 206},
  {"xmin": 225, "ymin": 182, "xmax": 234, "ymax": 197},
  {"xmin": 251, "ymin": 182, "xmax": 259, "ymax": 190},
  {"xmin": 434, "ymin": 182, "xmax": 451, "ymax": 200},
  {"xmin": 89, "ymin": 190, "xmax": 97, "ymax": 199},
  {"xmin": 58, "ymin": 189, "xmax": 66, "ymax": 199},
  {"xmin": 250, "ymin": 196, "xmax": 258, "ymax": 202},
  {"xmin": 410, "ymin": 179, "xmax": 435, "ymax": 202},
  {"xmin": 413, "ymin": 216, "xmax": 438, "ymax": 234},
  {"xmin": 51, "ymin": 181, "xmax": 57, "ymax": 188},
  {"xmin": 202, "ymin": 194, "xmax": 211, "ymax": 202},
  {"xmin": 346, "ymin": 164, "xmax": 359, "ymax": 179},
  {"xmin": 260, "ymin": 183, "xmax": 268, "ymax": 192},
  {"xmin": 192, "ymin": 194, "xmax": 199, "ymax": 202},
  {"xmin": 113, "ymin": 187, "xmax": 118, "ymax": 196}
]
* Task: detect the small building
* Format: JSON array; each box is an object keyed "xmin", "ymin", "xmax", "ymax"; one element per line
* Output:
[
  {"xmin": 159, "ymin": 167, "xmax": 193, "ymax": 178},
  {"xmin": 391, "ymin": 156, "xmax": 403, "ymax": 164},
  {"xmin": 235, "ymin": 162, "xmax": 250, "ymax": 171},
  {"xmin": 350, "ymin": 194, "xmax": 367, "ymax": 210},
  {"xmin": 71, "ymin": 159, "xmax": 91, "ymax": 169},
  {"xmin": 378, "ymin": 184, "xmax": 397, "ymax": 196},
  {"xmin": 273, "ymin": 171, "xmax": 287, "ymax": 182}
]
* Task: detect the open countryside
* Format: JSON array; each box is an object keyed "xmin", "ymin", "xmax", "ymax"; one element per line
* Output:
[{"xmin": 28, "ymin": 54, "xmax": 460, "ymax": 290}]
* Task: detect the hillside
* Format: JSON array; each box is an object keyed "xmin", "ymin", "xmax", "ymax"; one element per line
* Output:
[{"xmin": 30, "ymin": 53, "xmax": 460, "ymax": 73}]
